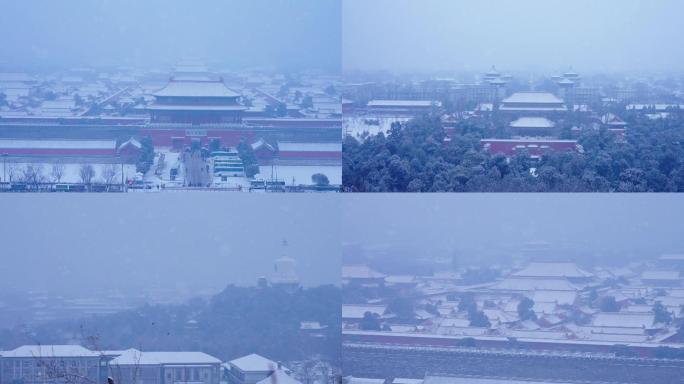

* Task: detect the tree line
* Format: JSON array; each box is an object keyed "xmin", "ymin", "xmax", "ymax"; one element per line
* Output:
[
  {"xmin": 343, "ymin": 113, "xmax": 684, "ymax": 192},
  {"xmin": 0, "ymin": 285, "xmax": 341, "ymax": 365}
]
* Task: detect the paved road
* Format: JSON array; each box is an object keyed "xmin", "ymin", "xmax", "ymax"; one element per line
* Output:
[{"xmin": 342, "ymin": 343, "xmax": 684, "ymax": 384}]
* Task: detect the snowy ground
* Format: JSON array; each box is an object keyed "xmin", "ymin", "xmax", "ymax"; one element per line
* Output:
[
  {"xmin": 257, "ymin": 165, "xmax": 341, "ymax": 186},
  {"xmin": 343, "ymin": 116, "xmax": 411, "ymax": 139},
  {"xmin": 1, "ymin": 148, "xmax": 341, "ymax": 190},
  {"xmin": 3, "ymin": 161, "xmax": 137, "ymax": 184},
  {"xmin": 149, "ymin": 148, "xmax": 342, "ymax": 189}
]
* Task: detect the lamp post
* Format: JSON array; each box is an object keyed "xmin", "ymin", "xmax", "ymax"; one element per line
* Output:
[
  {"xmin": 2, "ymin": 153, "xmax": 7, "ymax": 185},
  {"xmin": 118, "ymin": 155, "xmax": 125, "ymax": 192}
]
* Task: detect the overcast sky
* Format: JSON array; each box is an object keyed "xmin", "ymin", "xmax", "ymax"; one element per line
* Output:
[
  {"xmin": 343, "ymin": 0, "xmax": 684, "ymax": 74},
  {"xmin": 0, "ymin": 194, "xmax": 340, "ymax": 296},
  {"xmin": 342, "ymin": 194, "xmax": 684, "ymax": 265},
  {"xmin": 0, "ymin": 0, "xmax": 341, "ymax": 72}
]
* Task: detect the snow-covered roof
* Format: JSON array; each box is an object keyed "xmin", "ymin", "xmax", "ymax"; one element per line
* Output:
[
  {"xmin": 2, "ymin": 345, "xmax": 100, "ymax": 358},
  {"xmin": 531, "ymin": 290, "xmax": 577, "ymax": 305},
  {"xmin": 601, "ymin": 113, "xmax": 627, "ymax": 126},
  {"xmin": 368, "ymin": 100, "xmax": 439, "ymax": 108},
  {"xmin": 277, "ymin": 142, "xmax": 341, "ymax": 152},
  {"xmin": 624, "ymin": 305, "xmax": 654, "ymax": 313},
  {"xmin": 483, "ymin": 309, "xmax": 518, "ymax": 324},
  {"xmin": 384, "ymin": 275, "xmax": 416, "ymax": 284},
  {"xmin": 656, "ymin": 296, "xmax": 684, "ymax": 308},
  {"xmin": 147, "ymin": 104, "xmax": 246, "ymax": 111},
  {"xmin": 581, "ymin": 333, "xmax": 649, "ymax": 343},
  {"xmin": 229, "ymin": 353, "xmax": 281, "ymax": 373},
  {"xmin": 476, "ymin": 103, "xmax": 494, "ymax": 112},
  {"xmin": 342, "ymin": 265, "xmax": 386, "ymax": 280},
  {"xmin": 153, "ymin": 79, "xmax": 240, "ymax": 98},
  {"xmin": 532, "ymin": 301, "xmax": 556, "ymax": 315},
  {"xmin": 347, "ymin": 378, "xmax": 385, "ymax": 384},
  {"xmin": 342, "ymin": 304, "xmax": 387, "ymax": 319},
  {"xmin": 424, "ymin": 375, "xmax": 565, "ymax": 384},
  {"xmin": 489, "ymin": 277, "xmax": 579, "ymax": 291},
  {"xmin": 502, "ymin": 92, "xmax": 564, "ymax": 105},
  {"xmin": 393, "ymin": 378, "xmax": 423, "ymax": 384},
  {"xmin": 509, "ymin": 117, "xmax": 555, "ymax": 129},
  {"xmin": 110, "ymin": 349, "xmax": 221, "ymax": 365},
  {"xmin": 300, "ymin": 321, "xmax": 327, "ymax": 330},
  {"xmin": 439, "ymin": 318, "xmax": 470, "ymax": 327},
  {"xmin": 118, "ymin": 137, "xmax": 141, "ymax": 150},
  {"xmin": 256, "ymin": 370, "xmax": 301, "ymax": 384},
  {"xmin": 485, "ymin": 66, "xmax": 501, "ymax": 77},
  {"xmin": 0, "ymin": 139, "xmax": 116, "ymax": 150},
  {"xmin": 591, "ymin": 312, "xmax": 655, "ymax": 328},
  {"xmin": 641, "ymin": 270, "xmax": 680, "ymax": 281},
  {"xmin": 251, "ymin": 138, "xmax": 275, "ymax": 151},
  {"xmin": 576, "ymin": 325, "xmax": 646, "ymax": 336},
  {"xmin": 660, "ymin": 254, "xmax": 684, "ymax": 261},
  {"xmin": 512, "ymin": 262, "xmax": 593, "ymax": 279},
  {"xmin": 508, "ymin": 330, "xmax": 567, "ymax": 340}
]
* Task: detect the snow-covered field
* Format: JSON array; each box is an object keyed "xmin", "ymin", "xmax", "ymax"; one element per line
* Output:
[
  {"xmin": 258, "ymin": 165, "xmax": 342, "ymax": 185},
  {"xmin": 151, "ymin": 148, "xmax": 342, "ymax": 189},
  {"xmin": 2, "ymin": 148, "xmax": 342, "ymax": 190},
  {"xmin": 343, "ymin": 116, "xmax": 411, "ymax": 139},
  {"xmin": 4, "ymin": 161, "xmax": 137, "ymax": 184}
]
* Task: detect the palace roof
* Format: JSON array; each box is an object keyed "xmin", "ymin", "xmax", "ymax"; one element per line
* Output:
[
  {"xmin": 147, "ymin": 104, "xmax": 246, "ymax": 111},
  {"xmin": 591, "ymin": 312, "xmax": 655, "ymax": 329},
  {"xmin": 509, "ymin": 117, "xmax": 555, "ymax": 129},
  {"xmin": 512, "ymin": 262, "xmax": 593, "ymax": 278},
  {"xmin": 153, "ymin": 78, "xmax": 240, "ymax": 98},
  {"xmin": 488, "ymin": 277, "xmax": 579, "ymax": 291},
  {"xmin": 502, "ymin": 92, "xmax": 564, "ymax": 105},
  {"xmin": 368, "ymin": 100, "xmax": 439, "ymax": 108},
  {"xmin": 342, "ymin": 265, "xmax": 386, "ymax": 279}
]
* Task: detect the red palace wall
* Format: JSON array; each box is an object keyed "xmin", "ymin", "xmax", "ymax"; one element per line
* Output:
[
  {"xmin": 343, "ymin": 332, "xmax": 665, "ymax": 358},
  {"xmin": 0, "ymin": 148, "xmax": 116, "ymax": 156},
  {"xmin": 141, "ymin": 129, "xmax": 254, "ymax": 148},
  {"xmin": 278, "ymin": 151, "xmax": 342, "ymax": 160}
]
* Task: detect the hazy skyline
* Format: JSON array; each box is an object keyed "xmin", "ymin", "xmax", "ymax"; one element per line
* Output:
[
  {"xmin": 0, "ymin": 0, "xmax": 341, "ymax": 72},
  {"xmin": 343, "ymin": 0, "xmax": 684, "ymax": 74},
  {"xmin": 0, "ymin": 194, "xmax": 340, "ymax": 296},
  {"xmin": 342, "ymin": 194, "xmax": 684, "ymax": 265}
]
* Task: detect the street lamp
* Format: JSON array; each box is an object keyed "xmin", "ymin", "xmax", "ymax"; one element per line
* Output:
[
  {"xmin": 117, "ymin": 154, "xmax": 125, "ymax": 192},
  {"xmin": 2, "ymin": 153, "xmax": 7, "ymax": 185}
]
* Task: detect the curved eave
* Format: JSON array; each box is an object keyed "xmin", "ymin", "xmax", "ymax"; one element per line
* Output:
[{"xmin": 147, "ymin": 105, "xmax": 247, "ymax": 111}]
